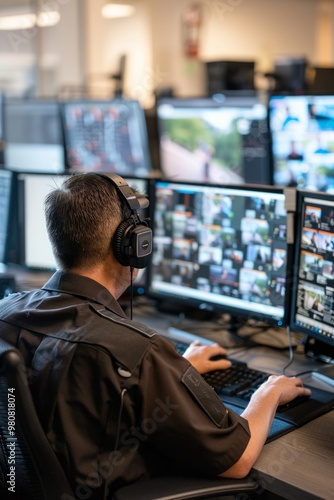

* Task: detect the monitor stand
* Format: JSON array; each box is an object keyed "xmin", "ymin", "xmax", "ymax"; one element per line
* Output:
[
  {"xmin": 232, "ymin": 318, "xmax": 303, "ymax": 349},
  {"xmin": 155, "ymin": 299, "xmax": 220, "ymax": 322},
  {"xmin": 310, "ymin": 367, "xmax": 334, "ymax": 389},
  {"xmin": 304, "ymin": 336, "xmax": 334, "ymax": 364}
]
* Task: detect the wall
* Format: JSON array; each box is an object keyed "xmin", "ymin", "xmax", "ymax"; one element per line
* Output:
[
  {"xmin": 85, "ymin": 0, "xmax": 154, "ymax": 106},
  {"xmin": 0, "ymin": 0, "xmax": 333, "ymax": 101},
  {"xmin": 84, "ymin": 0, "xmax": 334, "ymax": 106},
  {"xmin": 149, "ymin": 0, "xmax": 334, "ymax": 95},
  {"xmin": 0, "ymin": 0, "xmax": 85, "ymax": 97},
  {"xmin": 41, "ymin": 0, "xmax": 86, "ymax": 96},
  {"xmin": 315, "ymin": 0, "xmax": 334, "ymax": 65}
]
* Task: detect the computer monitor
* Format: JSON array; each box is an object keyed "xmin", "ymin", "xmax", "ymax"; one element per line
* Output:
[
  {"xmin": 3, "ymin": 98, "xmax": 65, "ymax": 173},
  {"xmin": 60, "ymin": 99, "xmax": 152, "ymax": 177},
  {"xmin": 290, "ymin": 190, "xmax": 334, "ymax": 363},
  {"xmin": 269, "ymin": 93, "xmax": 334, "ymax": 192},
  {"xmin": 156, "ymin": 94, "xmax": 270, "ymax": 185},
  {"xmin": 148, "ymin": 180, "xmax": 291, "ymax": 327},
  {"xmin": 15, "ymin": 172, "xmax": 149, "ymax": 296},
  {"xmin": 272, "ymin": 57, "xmax": 308, "ymax": 92},
  {"xmin": 205, "ymin": 60, "xmax": 255, "ymax": 94},
  {"xmin": 0, "ymin": 169, "xmax": 13, "ymax": 264}
]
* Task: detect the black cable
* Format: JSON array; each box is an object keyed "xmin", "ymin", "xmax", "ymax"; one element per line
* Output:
[
  {"xmin": 129, "ymin": 267, "xmax": 134, "ymax": 320},
  {"xmin": 283, "ymin": 326, "xmax": 295, "ymax": 375}
]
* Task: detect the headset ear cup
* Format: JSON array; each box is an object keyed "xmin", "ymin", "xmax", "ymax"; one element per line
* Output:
[{"xmin": 113, "ymin": 219, "xmax": 133, "ymax": 266}]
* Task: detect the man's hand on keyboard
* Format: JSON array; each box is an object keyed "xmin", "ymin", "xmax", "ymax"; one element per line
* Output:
[
  {"xmin": 221, "ymin": 375, "xmax": 312, "ymax": 479},
  {"xmin": 182, "ymin": 341, "xmax": 232, "ymax": 374},
  {"xmin": 257, "ymin": 375, "xmax": 312, "ymax": 406}
]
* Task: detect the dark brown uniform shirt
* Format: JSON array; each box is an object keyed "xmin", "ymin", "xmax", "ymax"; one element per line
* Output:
[{"xmin": 0, "ymin": 271, "xmax": 250, "ymax": 499}]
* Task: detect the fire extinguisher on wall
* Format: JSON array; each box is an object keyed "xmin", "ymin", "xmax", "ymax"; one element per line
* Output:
[{"xmin": 182, "ymin": 3, "xmax": 202, "ymax": 58}]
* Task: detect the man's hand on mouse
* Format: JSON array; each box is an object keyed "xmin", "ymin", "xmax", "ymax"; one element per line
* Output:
[{"xmin": 182, "ymin": 340, "xmax": 232, "ymax": 374}]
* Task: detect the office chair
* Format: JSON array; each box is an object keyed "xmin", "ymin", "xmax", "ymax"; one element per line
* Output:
[
  {"xmin": 0, "ymin": 339, "xmax": 258, "ymax": 500},
  {"xmin": 0, "ymin": 338, "xmax": 74, "ymax": 500},
  {"xmin": 112, "ymin": 474, "xmax": 258, "ymax": 500}
]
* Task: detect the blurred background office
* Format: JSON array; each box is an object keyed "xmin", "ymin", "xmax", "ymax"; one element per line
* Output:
[{"xmin": 0, "ymin": 0, "xmax": 333, "ymax": 106}]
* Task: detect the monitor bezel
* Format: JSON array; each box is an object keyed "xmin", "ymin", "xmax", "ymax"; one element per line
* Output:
[
  {"xmin": 0, "ymin": 168, "xmax": 14, "ymax": 264},
  {"xmin": 147, "ymin": 179, "xmax": 294, "ymax": 327}
]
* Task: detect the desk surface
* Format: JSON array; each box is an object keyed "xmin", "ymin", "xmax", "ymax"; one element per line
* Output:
[
  {"xmin": 132, "ymin": 301, "xmax": 334, "ymax": 500},
  {"xmin": 254, "ymin": 411, "xmax": 334, "ymax": 500}
]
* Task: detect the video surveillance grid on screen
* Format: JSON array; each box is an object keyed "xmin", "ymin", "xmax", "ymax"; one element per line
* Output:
[
  {"xmin": 61, "ymin": 99, "xmax": 153, "ymax": 178},
  {"xmin": 148, "ymin": 180, "xmax": 291, "ymax": 335},
  {"xmin": 269, "ymin": 93, "xmax": 334, "ymax": 193},
  {"xmin": 290, "ymin": 189, "xmax": 334, "ymax": 362}
]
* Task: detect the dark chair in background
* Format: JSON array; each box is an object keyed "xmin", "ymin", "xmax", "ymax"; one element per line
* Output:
[{"xmin": 0, "ymin": 338, "xmax": 258, "ymax": 500}]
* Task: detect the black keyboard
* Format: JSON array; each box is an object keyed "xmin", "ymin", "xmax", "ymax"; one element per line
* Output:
[
  {"xmin": 173, "ymin": 336, "xmax": 334, "ymax": 437},
  {"xmin": 165, "ymin": 328, "xmax": 334, "ymax": 441},
  {"xmin": 202, "ymin": 362, "xmax": 311, "ymax": 412},
  {"xmin": 175, "ymin": 340, "xmax": 269, "ymax": 402},
  {"xmin": 203, "ymin": 362, "xmax": 267, "ymax": 397}
]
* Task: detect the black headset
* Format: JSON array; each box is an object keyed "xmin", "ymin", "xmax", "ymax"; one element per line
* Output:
[{"xmin": 93, "ymin": 173, "xmax": 152, "ymax": 269}]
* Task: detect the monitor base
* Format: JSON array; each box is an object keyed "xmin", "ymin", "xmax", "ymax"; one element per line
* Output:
[
  {"xmin": 305, "ymin": 336, "xmax": 334, "ymax": 365},
  {"xmin": 155, "ymin": 299, "xmax": 220, "ymax": 322}
]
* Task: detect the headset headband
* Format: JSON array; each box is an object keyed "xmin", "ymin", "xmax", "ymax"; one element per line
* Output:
[{"xmin": 93, "ymin": 173, "xmax": 149, "ymax": 212}]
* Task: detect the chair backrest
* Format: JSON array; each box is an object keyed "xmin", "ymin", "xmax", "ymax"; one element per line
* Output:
[{"xmin": 0, "ymin": 338, "xmax": 74, "ymax": 500}]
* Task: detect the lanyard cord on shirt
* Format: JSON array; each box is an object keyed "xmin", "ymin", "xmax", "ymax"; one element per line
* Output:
[{"xmin": 114, "ymin": 388, "xmax": 127, "ymax": 452}]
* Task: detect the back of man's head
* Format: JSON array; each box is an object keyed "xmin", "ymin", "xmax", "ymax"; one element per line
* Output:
[{"xmin": 44, "ymin": 174, "xmax": 129, "ymax": 270}]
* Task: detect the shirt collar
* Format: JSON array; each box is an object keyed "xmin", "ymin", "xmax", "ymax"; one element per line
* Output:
[{"xmin": 42, "ymin": 271, "xmax": 127, "ymax": 318}]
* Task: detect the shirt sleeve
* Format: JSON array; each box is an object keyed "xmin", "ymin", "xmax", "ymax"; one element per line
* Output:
[{"xmin": 138, "ymin": 335, "xmax": 250, "ymax": 476}]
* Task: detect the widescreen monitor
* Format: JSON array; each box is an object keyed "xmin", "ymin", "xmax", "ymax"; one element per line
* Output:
[
  {"xmin": 61, "ymin": 99, "xmax": 152, "ymax": 177},
  {"xmin": 0, "ymin": 169, "xmax": 13, "ymax": 263},
  {"xmin": 290, "ymin": 190, "xmax": 334, "ymax": 362},
  {"xmin": 15, "ymin": 172, "xmax": 149, "ymax": 295},
  {"xmin": 148, "ymin": 180, "xmax": 291, "ymax": 327},
  {"xmin": 3, "ymin": 98, "xmax": 65, "ymax": 173},
  {"xmin": 269, "ymin": 93, "xmax": 334, "ymax": 192},
  {"xmin": 156, "ymin": 94, "xmax": 270, "ymax": 185}
]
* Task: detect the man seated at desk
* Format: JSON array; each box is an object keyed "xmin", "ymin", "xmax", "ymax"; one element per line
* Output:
[{"xmin": 0, "ymin": 173, "xmax": 310, "ymax": 499}]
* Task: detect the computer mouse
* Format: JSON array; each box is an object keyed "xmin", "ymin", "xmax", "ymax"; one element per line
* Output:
[{"xmin": 209, "ymin": 353, "xmax": 228, "ymax": 361}]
